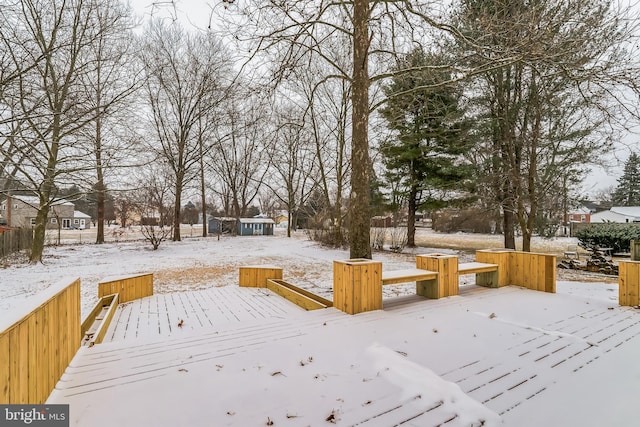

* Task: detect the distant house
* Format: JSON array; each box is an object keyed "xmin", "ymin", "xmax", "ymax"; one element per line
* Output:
[
  {"xmin": 566, "ymin": 206, "xmax": 592, "ymax": 224},
  {"xmin": 590, "ymin": 206, "xmax": 640, "ymax": 223},
  {"xmin": 0, "ymin": 195, "xmax": 85, "ymax": 229},
  {"xmin": 72, "ymin": 211, "xmax": 92, "ymax": 229}
]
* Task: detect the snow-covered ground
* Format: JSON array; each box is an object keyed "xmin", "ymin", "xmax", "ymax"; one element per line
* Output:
[
  {"xmin": 0, "ymin": 228, "xmax": 614, "ymax": 318},
  {"xmin": 4, "ymin": 227, "xmax": 634, "ymax": 426}
]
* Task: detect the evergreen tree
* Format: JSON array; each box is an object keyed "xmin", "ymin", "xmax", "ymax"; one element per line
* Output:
[
  {"xmin": 612, "ymin": 152, "xmax": 640, "ymax": 206},
  {"xmin": 379, "ymin": 48, "xmax": 471, "ymax": 247}
]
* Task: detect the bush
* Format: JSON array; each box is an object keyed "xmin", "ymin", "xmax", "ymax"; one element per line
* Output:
[
  {"xmin": 370, "ymin": 227, "xmax": 386, "ymax": 250},
  {"xmin": 574, "ymin": 223, "xmax": 640, "ymax": 253}
]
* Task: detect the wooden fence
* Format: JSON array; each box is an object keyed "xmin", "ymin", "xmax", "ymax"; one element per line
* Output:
[
  {"xmin": 0, "ymin": 228, "xmax": 32, "ymax": 257},
  {"xmin": 619, "ymin": 261, "xmax": 640, "ymax": 306},
  {"xmin": 0, "ymin": 278, "xmax": 81, "ymax": 404},
  {"xmin": 98, "ymin": 273, "xmax": 154, "ymax": 304},
  {"xmin": 476, "ymin": 249, "xmax": 556, "ymax": 293}
]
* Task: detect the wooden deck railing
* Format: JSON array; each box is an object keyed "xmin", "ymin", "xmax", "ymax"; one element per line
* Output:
[
  {"xmin": 0, "ymin": 277, "xmax": 81, "ymax": 404},
  {"xmin": 98, "ymin": 273, "xmax": 154, "ymax": 304}
]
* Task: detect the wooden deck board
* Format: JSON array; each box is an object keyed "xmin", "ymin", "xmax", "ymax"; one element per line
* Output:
[{"xmin": 50, "ymin": 286, "xmax": 640, "ymax": 427}]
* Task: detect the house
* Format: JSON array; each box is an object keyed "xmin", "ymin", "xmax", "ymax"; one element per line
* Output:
[
  {"xmin": 566, "ymin": 206, "xmax": 592, "ymax": 224},
  {"xmin": 590, "ymin": 206, "xmax": 640, "ymax": 223},
  {"xmin": 0, "ymin": 195, "xmax": 91, "ymax": 229}
]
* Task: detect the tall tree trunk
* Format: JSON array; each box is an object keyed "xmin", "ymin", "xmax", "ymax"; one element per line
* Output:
[
  {"xmin": 407, "ymin": 185, "xmax": 417, "ymax": 247},
  {"xmin": 199, "ymin": 131, "xmax": 207, "ymax": 237},
  {"xmin": 348, "ymin": 0, "xmax": 371, "ymax": 259},
  {"xmin": 173, "ymin": 179, "xmax": 182, "ymax": 241}
]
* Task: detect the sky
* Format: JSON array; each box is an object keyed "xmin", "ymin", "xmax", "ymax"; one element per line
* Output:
[{"xmin": 128, "ymin": 0, "xmax": 638, "ymax": 198}]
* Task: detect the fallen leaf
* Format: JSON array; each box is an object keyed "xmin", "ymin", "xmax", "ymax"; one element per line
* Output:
[
  {"xmin": 489, "ymin": 313, "xmax": 496, "ymax": 319},
  {"xmin": 266, "ymin": 416, "xmax": 274, "ymax": 425},
  {"xmin": 226, "ymin": 411, "xmax": 235, "ymax": 416},
  {"xmin": 178, "ymin": 368, "xmax": 188, "ymax": 373},
  {"xmin": 271, "ymin": 371, "xmax": 285, "ymax": 377},
  {"xmin": 177, "ymin": 319, "xmax": 184, "ymax": 327}
]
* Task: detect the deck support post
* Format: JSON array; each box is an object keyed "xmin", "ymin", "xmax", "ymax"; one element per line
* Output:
[
  {"xmin": 416, "ymin": 254, "xmax": 458, "ymax": 298},
  {"xmin": 333, "ymin": 259, "xmax": 382, "ymax": 314},
  {"xmin": 619, "ymin": 261, "xmax": 640, "ymax": 306}
]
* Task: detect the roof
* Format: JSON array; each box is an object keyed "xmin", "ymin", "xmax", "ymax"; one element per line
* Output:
[
  {"xmin": 74, "ymin": 211, "xmax": 91, "ymax": 219},
  {"xmin": 591, "ymin": 207, "xmax": 640, "ymax": 223},
  {"xmin": 610, "ymin": 206, "xmax": 640, "ymax": 218},
  {"xmin": 239, "ymin": 217, "xmax": 275, "ymax": 224},
  {"xmin": 4, "ymin": 195, "xmax": 74, "ymax": 207}
]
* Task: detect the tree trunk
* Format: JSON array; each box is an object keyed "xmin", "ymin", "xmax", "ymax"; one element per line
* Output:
[
  {"xmin": 407, "ymin": 185, "xmax": 417, "ymax": 247},
  {"xmin": 199, "ymin": 133, "xmax": 207, "ymax": 237},
  {"xmin": 173, "ymin": 180, "xmax": 182, "ymax": 241},
  {"xmin": 348, "ymin": 0, "xmax": 371, "ymax": 259},
  {"xmin": 502, "ymin": 206, "xmax": 516, "ymax": 249}
]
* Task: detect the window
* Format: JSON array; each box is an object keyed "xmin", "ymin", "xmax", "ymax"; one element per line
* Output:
[
  {"xmin": 13, "ymin": 204, "xmax": 18, "ymax": 209},
  {"xmin": 580, "ymin": 215, "xmax": 586, "ymax": 222},
  {"xmin": 51, "ymin": 218, "xmax": 57, "ymax": 224},
  {"xmin": 569, "ymin": 215, "xmax": 574, "ymax": 221},
  {"xmin": 80, "ymin": 219, "xmax": 85, "ymax": 227},
  {"xmin": 74, "ymin": 219, "xmax": 79, "ymax": 224},
  {"xmin": 30, "ymin": 218, "xmax": 36, "ymax": 225}
]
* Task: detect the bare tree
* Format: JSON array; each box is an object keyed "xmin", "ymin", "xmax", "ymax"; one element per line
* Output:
[
  {"xmin": 140, "ymin": 20, "xmax": 231, "ymax": 241},
  {"xmin": 456, "ymin": 0, "xmax": 640, "ymax": 251},
  {"xmin": 263, "ymin": 104, "xmax": 317, "ymax": 236},
  {"xmin": 76, "ymin": 0, "xmax": 141, "ymax": 244},
  {"xmin": 0, "ymin": 0, "xmax": 137, "ymax": 262},
  {"xmin": 208, "ymin": 89, "xmax": 272, "ymax": 220}
]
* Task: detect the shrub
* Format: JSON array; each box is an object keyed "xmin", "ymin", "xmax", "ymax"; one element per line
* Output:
[
  {"xmin": 388, "ymin": 227, "xmax": 408, "ymax": 253},
  {"xmin": 574, "ymin": 223, "xmax": 640, "ymax": 253},
  {"xmin": 370, "ymin": 227, "xmax": 386, "ymax": 250}
]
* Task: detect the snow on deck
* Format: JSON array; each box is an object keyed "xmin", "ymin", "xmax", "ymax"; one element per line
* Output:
[
  {"xmin": 49, "ymin": 285, "xmax": 640, "ymax": 427},
  {"xmin": 102, "ymin": 287, "xmax": 304, "ymax": 342}
]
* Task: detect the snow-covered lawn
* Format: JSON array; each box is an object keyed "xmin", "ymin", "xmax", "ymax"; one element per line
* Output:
[{"xmin": 4, "ymin": 228, "xmax": 636, "ymax": 426}]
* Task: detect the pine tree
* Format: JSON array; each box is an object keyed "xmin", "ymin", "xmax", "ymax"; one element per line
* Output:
[
  {"xmin": 612, "ymin": 152, "xmax": 640, "ymax": 206},
  {"xmin": 379, "ymin": 48, "xmax": 471, "ymax": 247}
]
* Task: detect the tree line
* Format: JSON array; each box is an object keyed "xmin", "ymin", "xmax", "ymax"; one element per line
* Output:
[{"xmin": 1, "ymin": 0, "xmax": 639, "ymax": 262}]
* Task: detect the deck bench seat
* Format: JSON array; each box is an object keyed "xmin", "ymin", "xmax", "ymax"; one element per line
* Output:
[
  {"xmin": 458, "ymin": 262, "xmax": 499, "ymax": 275},
  {"xmin": 459, "ymin": 261, "xmax": 500, "ymax": 288},
  {"xmin": 381, "ymin": 268, "xmax": 437, "ymax": 286}
]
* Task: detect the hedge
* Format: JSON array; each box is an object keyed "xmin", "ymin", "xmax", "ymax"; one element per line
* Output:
[{"xmin": 574, "ymin": 223, "xmax": 640, "ymax": 253}]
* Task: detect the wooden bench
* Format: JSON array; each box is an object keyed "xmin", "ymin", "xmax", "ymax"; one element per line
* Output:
[
  {"xmin": 382, "ymin": 268, "xmax": 440, "ymax": 299},
  {"xmin": 458, "ymin": 261, "xmax": 499, "ymax": 288},
  {"xmin": 381, "ymin": 268, "xmax": 437, "ymax": 285}
]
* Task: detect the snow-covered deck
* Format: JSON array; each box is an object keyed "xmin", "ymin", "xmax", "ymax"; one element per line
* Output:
[
  {"xmin": 49, "ymin": 284, "xmax": 640, "ymax": 427},
  {"xmin": 102, "ymin": 286, "xmax": 305, "ymax": 342}
]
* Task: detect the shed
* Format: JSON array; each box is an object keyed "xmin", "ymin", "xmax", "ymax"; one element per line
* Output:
[
  {"xmin": 208, "ymin": 217, "xmax": 237, "ymax": 234},
  {"xmin": 237, "ymin": 218, "xmax": 275, "ymax": 236}
]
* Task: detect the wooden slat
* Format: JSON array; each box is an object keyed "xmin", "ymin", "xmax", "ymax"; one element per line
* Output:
[
  {"xmin": 381, "ymin": 268, "xmax": 437, "ymax": 285},
  {"xmin": 266, "ymin": 279, "xmax": 331, "ymax": 310},
  {"xmin": 98, "ymin": 273, "xmax": 153, "ymax": 304},
  {"xmin": 619, "ymin": 261, "xmax": 640, "ymax": 306},
  {"xmin": 91, "ymin": 294, "xmax": 120, "ymax": 346},
  {"xmin": 0, "ymin": 331, "xmax": 9, "ymax": 403},
  {"xmin": 458, "ymin": 262, "xmax": 498, "ymax": 275},
  {"xmin": 238, "ymin": 266, "xmax": 282, "ymax": 288}
]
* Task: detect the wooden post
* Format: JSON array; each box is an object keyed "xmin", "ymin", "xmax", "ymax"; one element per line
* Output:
[
  {"xmin": 333, "ymin": 259, "xmax": 382, "ymax": 314},
  {"xmin": 415, "ymin": 254, "xmax": 458, "ymax": 298},
  {"xmin": 631, "ymin": 240, "xmax": 640, "ymax": 261},
  {"xmin": 619, "ymin": 261, "xmax": 640, "ymax": 306},
  {"xmin": 476, "ymin": 250, "xmax": 511, "ymax": 287}
]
